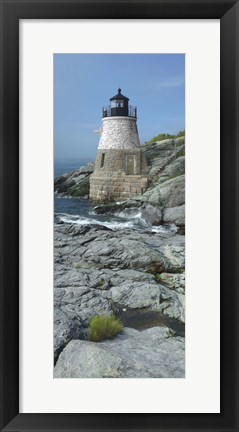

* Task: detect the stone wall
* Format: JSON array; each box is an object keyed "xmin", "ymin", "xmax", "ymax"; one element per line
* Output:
[
  {"xmin": 90, "ymin": 148, "xmax": 149, "ymax": 202},
  {"xmin": 93, "ymin": 149, "xmax": 149, "ymax": 176},
  {"xmin": 89, "ymin": 172, "xmax": 148, "ymax": 203},
  {"xmin": 98, "ymin": 117, "xmax": 140, "ymax": 150}
]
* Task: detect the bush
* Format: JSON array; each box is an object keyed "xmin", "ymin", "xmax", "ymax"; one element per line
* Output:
[
  {"xmin": 144, "ymin": 130, "xmax": 185, "ymax": 145},
  {"xmin": 89, "ymin": 315, "xmax": 123, "ymax": 342}
]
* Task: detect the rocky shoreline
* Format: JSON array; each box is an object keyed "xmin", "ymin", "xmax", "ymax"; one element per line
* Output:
[{"xmin": 54, "ymin": 136, "xmax": 185, "ymax": 378}]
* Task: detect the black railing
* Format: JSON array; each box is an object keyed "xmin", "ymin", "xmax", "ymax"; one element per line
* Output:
[
  {"xmin": 102, "ymin": 105, "xmax": 137, "ymax": 118},
  {"xmin": 129, "ymin": 106, "xmax": 137, "ymax": 117}
]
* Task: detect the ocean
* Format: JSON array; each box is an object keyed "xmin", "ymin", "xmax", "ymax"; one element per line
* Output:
[
  {"xmin": 54, "ymin": 158, "xmax": 176, "ymax": 234},
  {"xmin": 54, "ymin": 158, "xmax": 93, "ymax": 178}
]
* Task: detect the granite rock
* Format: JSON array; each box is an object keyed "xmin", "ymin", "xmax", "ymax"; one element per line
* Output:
[{"xmin": 54, "ymin": 327, "xmax": 185, "ymax": 378}]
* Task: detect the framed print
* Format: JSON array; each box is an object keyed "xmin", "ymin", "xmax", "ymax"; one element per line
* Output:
[
  {"xmin": 0, "ymin": 0, "xmax": 238, "ymax": 431},
  {"xmin": 20, "ymin": 20, "xmax": 220, "ymax": 414}
]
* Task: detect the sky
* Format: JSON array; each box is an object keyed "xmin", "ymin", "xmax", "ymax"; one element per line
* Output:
[{"xmin": 54, "ymin": 54, "xmax": 185, "ymax": 161}]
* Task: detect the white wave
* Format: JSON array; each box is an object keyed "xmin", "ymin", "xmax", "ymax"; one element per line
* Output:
[
  {"xmin": 56, "ymin": 212, "xmax": 176, "ymax": 234},
  {"xmin": 115, "ymin": 209, "xmax": 142, "ymax": 219},
  {"xmin": 57, "ymin": 213, "xmax": 136, "ymax": 231},
  {"xmin": 152, "ymin": 224, "xmax": 177, "ymax": 234},
  {"xmin": 58, "ymin": 213, "xmax": 79, "ymax": 220}
]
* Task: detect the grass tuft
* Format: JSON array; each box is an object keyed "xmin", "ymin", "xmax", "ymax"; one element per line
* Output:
[{"xmin": 89, "ymin": 315, "xmax": 123, "ymax": 342}]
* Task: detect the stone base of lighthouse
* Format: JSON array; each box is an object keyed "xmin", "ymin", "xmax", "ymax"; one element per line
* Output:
[{"xmin": 89, "ymin": 148, "xmax": 149, "ymax": 203}]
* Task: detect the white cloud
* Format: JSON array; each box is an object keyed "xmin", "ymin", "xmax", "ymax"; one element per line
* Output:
[{"xmin": 146, "ymin": 76, "xmax": 184, "ymax": 92}]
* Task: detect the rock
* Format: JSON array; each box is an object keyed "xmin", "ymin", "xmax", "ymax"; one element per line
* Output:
[
  {"xmin": 158, "ymin": 241, "xmax": 185, "ymax": 273},
  {"xmin": 54, "ymin": 222, "xmax": 185, "ymax": 315},
  {"xmin": 54, "ymin": 222, "xmax": 185, "ymax": 362},
  {"xmin": 159, "ymin": 272, "xmax": 185, "ymax": 293},
  {"xmin": 55, "ymin": 266, "xmax": 152, "ymax": 289},
  {"xmin": 110, "ymin": 282, "xmax": 162, "ymax": 309},
  {"xmin": 75, "ymin": 163, "xmax": 95, "ymax": 175},
  {"xmin": 54, "ymin": 308, "xmax": 83, "ymax": 362},
  {"xmin": 163, "ymin": 204, "xmax": 185, "ymax": 226},
  {"xmin": 159, "ymin": 291, "xmax": 185, "ymax": 322},
  {"xmin": 54, "ymin": 223, "xmax": 184, "ymax": 272},
  {"xmin": 93, "ymin": 200, "xmax": 140, "ymax": 215},
  {"xmin": 67, "ymin": 176, "xmax": 91, "ymax": 197},
  {"xmin": 54, "ymin": 223, "xmax": 184, "ymax": 296},
  {"xmin": 54, "ymin": 286, "xmax": 112, "ymax": 323},
  {"xmin": 54, "ymin": 285, "xmax": 112, "ymax": 359},
  {"xmin": 158, "ymin": 156, "xmax": 185, "ymax": 184},
  {"xmin": 54, "ymin": 214, "xmax": 64, "ymax": 224},
  {"xmin": 135, "ymin": 175, "xmax": 185, "ymax": 208},
  {"xmin": 143, "ymin": 137, "xmax": 185, "ymax": 163},
  {"xmin": 54, "ymin": 327, "xmax": 185, "ymax": 378},
  {"xmin": 142, "ymin": 138, "xmax": 185, "ymax": 187},
  {"xmin": 54, "ymin": 162, "xmax": 94, "ymax": 197},
  {"xmin": 82, "ymin": 236, "xmax": 162, "ymax": 270},
  {"xmin": 140, "ymin": 203, "xmax": 162, "ymax": 225},
  {"xmin": 54, "ymin": 177, "xmax": 75, "ymax": 193},
  {"xmin": 109, "ymin": 281, "xmax": 185, "ymax": 322}
]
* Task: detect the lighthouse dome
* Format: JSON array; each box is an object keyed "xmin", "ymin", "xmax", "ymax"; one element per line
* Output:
[{"xmin": 110, "ymin": 88, "xmax": 129, "ymax": 101}]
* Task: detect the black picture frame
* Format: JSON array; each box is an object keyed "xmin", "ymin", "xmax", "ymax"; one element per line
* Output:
[{"xmin": 0, "ymin": 0, "xmax": 238, "ymax": 431}]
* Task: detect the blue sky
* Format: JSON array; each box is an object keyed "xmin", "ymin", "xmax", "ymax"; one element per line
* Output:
[{"xmin": 54, "ymin": 54, "xmax": 185, "ymax": 161}]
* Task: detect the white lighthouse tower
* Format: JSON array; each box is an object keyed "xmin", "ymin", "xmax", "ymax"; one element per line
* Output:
[{"xmin": 89, "ymin": 89, "xmax": 148, "ymax": 203}]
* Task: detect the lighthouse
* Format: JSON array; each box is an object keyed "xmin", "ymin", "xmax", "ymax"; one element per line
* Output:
[{"xmin": 89, "ymin": 89, "xmax": 149, "ymax": 203}]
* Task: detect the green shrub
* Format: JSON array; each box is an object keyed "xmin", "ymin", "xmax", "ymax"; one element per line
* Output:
[
  {"xmin": 89, "ymin": 315, "xmax": 123, "ymax": 342},
  {"xmin": 144, "ymin": 130, "xmax": 185, "ymax": 145}
]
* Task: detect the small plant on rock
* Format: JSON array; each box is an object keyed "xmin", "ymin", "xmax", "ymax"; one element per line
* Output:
[
  {"xmin": 155, "ymin": 273, "xmax": 162, "ymax": 283},
  {"xmin": 146, "ymin": 262, "xmax": 165, "ymax": 276},
  {"xmin": 89, "ymin": 315, "xmax": 123, "ymax": 342}
]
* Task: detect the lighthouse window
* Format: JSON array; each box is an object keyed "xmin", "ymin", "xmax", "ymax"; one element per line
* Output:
[
  {"xmin": 110, "ymin": 100, "xmax": 124, "ymax": 108},
  {"xmin": 117, "ymin": 100, "xmax": 124, "ymax": 107},
  {"xmin": 100, "ymin": 153, "xmax": 105, "ymax": 168}
]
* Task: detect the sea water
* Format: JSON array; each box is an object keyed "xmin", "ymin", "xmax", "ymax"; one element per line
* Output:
[{"xmin": 54, "ymin": 159, "xmax": 177, "ymax": 234}]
